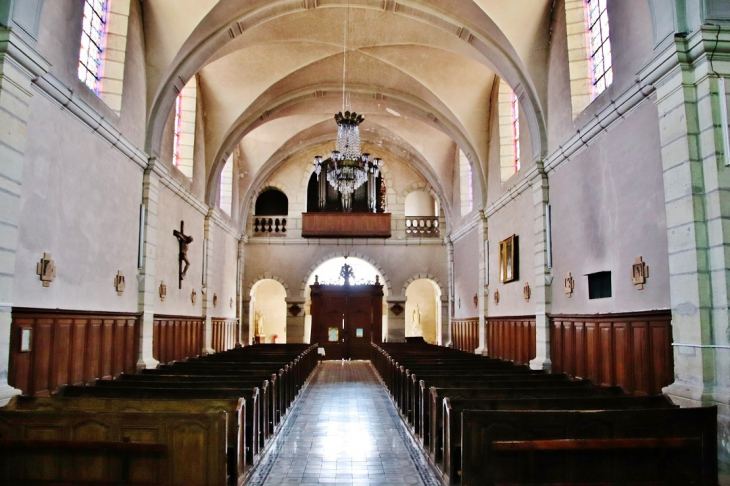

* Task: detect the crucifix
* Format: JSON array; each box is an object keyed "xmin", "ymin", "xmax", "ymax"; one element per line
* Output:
[{"xmin": 173, "ymin": 221, "xmax": 193, "ymax": 289}]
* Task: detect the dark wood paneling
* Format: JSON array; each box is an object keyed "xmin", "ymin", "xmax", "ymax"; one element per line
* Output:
[
  {"xmin": 152, "ymin": 315, "xmax": 204, "ymax": 365},
  {"xmin": 211, "ymin": 318, "xmax": 239, "ymax": 353},
  {"xmin": 450, "ymin": 318, "xmax": 479, "ymax": 354},
  {"xmin": 485, "ymin": 316, "xmax": 536, "ymax": 366},
  {"xmin": 302, "ymin": 212, "xmax": 392, "ymax": 238},
  {"xmin": 550, "ymin": 311, "xmax": 673, "ymax": 395},
  {"xmin": 8, "ymin": 309, "xmax": 141, "ymax": 397}
]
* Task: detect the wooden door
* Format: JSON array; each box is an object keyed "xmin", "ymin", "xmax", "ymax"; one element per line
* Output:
[{"xmin": 310, "ymin": 283, "xmax": 383, "ymax": 360}]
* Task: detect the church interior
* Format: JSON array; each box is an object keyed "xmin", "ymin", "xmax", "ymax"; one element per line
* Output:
[{"xmin": 1, "ymin": 0, "xmax": 729, "ymax": 484}]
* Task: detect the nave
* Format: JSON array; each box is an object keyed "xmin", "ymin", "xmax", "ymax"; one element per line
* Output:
[{"xmin": 248, "ymin": 361, "xmax": 440, "ymax": 486}]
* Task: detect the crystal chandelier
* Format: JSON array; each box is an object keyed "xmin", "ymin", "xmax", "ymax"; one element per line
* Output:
[{"xmin": 313, "ymin": 111, "xmax": 383, "ymax": 211}]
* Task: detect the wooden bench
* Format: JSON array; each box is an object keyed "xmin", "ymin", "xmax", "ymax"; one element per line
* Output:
[
  {"xmin": 460, "ymin": 408, "xmax": 717, "ymax": 485},
  {"xmin": 0, "ymin": 409, "xmax": 227, "ymax": 486},
  {"xmin": 442, "ymin": 395, "xmax": 678, "ymax": 484},
  {"xmin": 59, "ymin": 384, "xmax": 262, "ymax": 467},
  {"xmin": 425, "ymin": 385, "xmax": 626, "ymax": 458}
]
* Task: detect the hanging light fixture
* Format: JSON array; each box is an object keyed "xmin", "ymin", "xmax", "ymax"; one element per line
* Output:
[{"xmin": 312, "ymin": 1, "xmax": 384, "ymax": 211}]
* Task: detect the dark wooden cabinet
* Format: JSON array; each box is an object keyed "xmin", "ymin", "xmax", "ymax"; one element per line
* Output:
[{"xmin": 310, "ymin": 283, "xmax": 383, "ymax": 359}]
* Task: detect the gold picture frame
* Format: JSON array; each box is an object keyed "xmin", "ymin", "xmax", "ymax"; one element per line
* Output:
[{"xmin": 499, "ymin": 235, "xmax": 519, "ymax": 283}]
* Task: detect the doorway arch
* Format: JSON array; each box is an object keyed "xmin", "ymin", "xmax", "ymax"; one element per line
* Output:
[{"xmin": 249, "ymin": 279, "xmax": 288, "ymax": 344}]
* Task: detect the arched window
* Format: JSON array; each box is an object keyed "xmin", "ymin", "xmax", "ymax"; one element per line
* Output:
[
  {"xmin": 172, "ymin": 78, "xmax": 197, "ymax": 179},
  {"xmin": 219, "ymin": 155, "xmax": 233, "ymax": 215},
  {"xmin": 565, "ymin": 0, "xmax": 613, "ymax": 117},
  {"xmin": 255, "ymin": 189, "xmax": 289, "ymax": 216},
  {"xmin": 78, "ymin": 0, "xmax": 131, "ymax": 114},
  {"xmin": 459, "ymin": 150, "xmax": 473, "ymax": 216},
  {"xmin": 498, "ymin": 79, "xmax": 520, "ymax": 181}
]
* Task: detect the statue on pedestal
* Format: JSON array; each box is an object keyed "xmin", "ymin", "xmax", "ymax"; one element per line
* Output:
[
  {"xmin": 411, "ymin": 304, "xmax": 422, "ymax": 336},
  {"xmin": 254, "ymin": 311, "xmax": 266, "ymax": 343}
]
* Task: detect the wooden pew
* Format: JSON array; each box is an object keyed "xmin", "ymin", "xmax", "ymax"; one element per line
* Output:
[
  {"xmin": 442, "ymin": 395, "xmax": 678, "ymax": 484},
  {"xmin": 0, "ymin": 409, "xmax": 228, "ymax": 486},
  {"xmin": 460, "ymin": 407, "xmax": 718, "ymax": 485},
  {"xmin": 425, "ymin": 385, "xmax": 626, "ymax": 459},
  {"xmin": 4, "ymin": 395, "xmax": 248, "ymax": 480},
  {"xmin": 59, "ymin": 384, "xmax": 262, "ymax": 467}
]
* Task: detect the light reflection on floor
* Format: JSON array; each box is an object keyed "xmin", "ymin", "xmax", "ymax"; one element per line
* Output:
[{"xmin": 250, "ymin": 360, "xmax": 440, "ymax": 485}]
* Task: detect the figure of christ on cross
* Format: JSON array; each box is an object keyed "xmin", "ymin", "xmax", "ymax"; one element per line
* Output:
[{"xmin": 173, "ymin": 221, "xmax": 193, "ymax": 288}]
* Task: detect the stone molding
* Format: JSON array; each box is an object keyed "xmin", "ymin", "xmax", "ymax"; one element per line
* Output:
[{"xmin": 448, "ymin": 210, "xmax": 485, "ymax": 243}]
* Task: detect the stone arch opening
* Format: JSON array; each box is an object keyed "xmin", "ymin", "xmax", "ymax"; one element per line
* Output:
[
  {"xmin": 405, "ymin": 278, "xmax": 442, "ymax": 345},
  {"xmin": 249, "ymin": 279, "xmax": 288, "ymax": 344}
]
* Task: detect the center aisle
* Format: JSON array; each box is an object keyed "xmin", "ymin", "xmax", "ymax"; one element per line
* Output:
[{"xmin": 248, "ymin": 360, "xmax": 441, "ymax": 486}]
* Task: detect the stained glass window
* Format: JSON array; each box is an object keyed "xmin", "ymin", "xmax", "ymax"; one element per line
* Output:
[
  {"xmin": 173, "ymin": 92, "xmax": 184, "ymax": 167},
  {"xmin": 586, "ymin": 0, "xmax": 613, "ymax": 97},
  {"xmin": 78, "ymin": 0, "xmax": 108, "ymax": 93},
  {"xmin": 511, "ymin": 92, "xmax": 520, "ymax": 172}
]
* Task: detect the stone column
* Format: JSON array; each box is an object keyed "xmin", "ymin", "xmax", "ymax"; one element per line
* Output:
[
  {"xmin": 286, "ymin": 298, "xmax": 306, "ymax": 343},
  {"xmin": 476, "ymin": 212, "xmax": 488, "ymax": 355},
  {"xmin": 386, "ymin": 297, "xmax": 406, "ymax": 343},
  {"xmin": 530, "ymin": 169, "xmax": 553, "ymax": 371},
  {"xmin": 241, "ymin": 298, "xmax": 252, "ymax": 345},
  {"xmin": 0, "ymin": 28, "xmax": 49, "ymax": 405},
  {"xmin": 439, "ymin": 296, "xmax": 449, "ymax": 346},
  {"xmin": 137, "ymin": 158, "xmax": 166, "ymax": 370},
  {"xmin": 648, "ymin": 27, "xmax": 730, "ymax": 473},
  {"xmin": 201, "ymin": 209, "xmax": 216, "ymax": 355}
]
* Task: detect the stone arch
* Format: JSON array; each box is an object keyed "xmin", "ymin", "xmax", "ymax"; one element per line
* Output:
[
  {"xmin": 237, "ymin": 122, "xmax": 453, "ymax": 230},
  {"xmin": 247, "ymin": 273, "xmax": 290, "ymax": 299},
  {"xmin": 145, "ymin": 0, "xmax": 548, "ymax": 192},
  {"xmin": 299, "ymin": 252, "xmax": 392, "ymax": 298},
  {"xmin": 402, "ymin": 274, "xmax": 445, "ymax": 297},
  {"xmin": 207, "ymin": 85, "xmax": 482, "ymax": 213}
]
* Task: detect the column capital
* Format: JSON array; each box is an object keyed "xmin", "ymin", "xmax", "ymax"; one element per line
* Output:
[{"xmin": 0, "ymin": 27, "xmax": 50, "ymax": 81}]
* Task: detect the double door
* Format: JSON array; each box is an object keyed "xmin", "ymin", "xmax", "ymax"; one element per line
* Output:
[{"xmin": 310, "ymin": 284, "xmax": 383, "ymax": 360}]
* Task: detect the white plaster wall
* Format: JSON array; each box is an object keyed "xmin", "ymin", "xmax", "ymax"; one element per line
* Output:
[
  {"xmin": 549, "ymin": 101, "xmax": 670, "ymax": 314},
  {"xmin": 209, "ymin": 223, "xmax": 238, "ymax": 319},
  {"xmin": 547, "ymin": 0, "xmax": 656, "ymax": 154},
  {"xmin": 34, "ymin": 0, "xmax": 147, "ymax": 147},
  {"xmin": 154, "ymin": 186, "xmax": 206, "ymax": 316},
  {"xmin": 453, "ymin": 228, "xmax": 480, "ymax": 319},
  {"xmin": 487, "ymin": 191, "xmax": 536, "ymax": 316},
  {"xmin": 405, "ymin": 191, "xmax": 437, "ymax": 216},
  {"xmin": 14, "ymin": 94, "xmax": 143, "ymax": 312}
]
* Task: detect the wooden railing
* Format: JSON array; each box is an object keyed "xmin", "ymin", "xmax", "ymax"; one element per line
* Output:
[
  {"xmin": 153, "ymin": 315, "xmax": 204, "ymax": 364},
  {"xmin": 486, "ymin": 316, "xmax": 536, "ymax": 366},
  {"xmin": 550, "ymin": 311, "xmax": 673, "ymax": 395},
  {"xmin": 9, "ymin": 308, "xmax": 140, "ymax": 396},
  {"xmin": 253, "ymin": 216, "xmax": 287, "ymax": 235},
  {"xmin": 211, "ymin": 318, "xmax": 240, "ymax": 352},
  {"xmin": 450, "ymin": 318, "xmax": 479, "ymax": 353},
  {"xmin": 405, "ymin": 216, "xmax": 440, "ymax": 237}
]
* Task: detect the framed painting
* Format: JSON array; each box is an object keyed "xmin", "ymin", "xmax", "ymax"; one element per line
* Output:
[{"xmin": 499, "ymin": 235, "xmax": 519, "ymax": 283}]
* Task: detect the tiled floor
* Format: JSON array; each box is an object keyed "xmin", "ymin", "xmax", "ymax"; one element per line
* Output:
[{"xmin": 248, "ymin": 360, "xmax": 441, "ymax": 486}]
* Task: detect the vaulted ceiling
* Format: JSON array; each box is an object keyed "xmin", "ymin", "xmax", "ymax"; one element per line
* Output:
[{"xmin": 141, "ymin": 0, "xmax": 553, "ymax": 212}]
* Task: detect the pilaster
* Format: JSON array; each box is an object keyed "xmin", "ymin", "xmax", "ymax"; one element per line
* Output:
[
  {"xmin": 136, "ymin": 157, "xmax": 166, "ymax": 370},
  {"xmin": 386, "ymin": 297, "xmax": 406, "ymax": 343},
  {"xmin": 0, "ymin": 28, "xmax": 49, "ymax": 405},
  {"xmin": 235, "ymin": 237, "xmax": 245, "ymax": 346},
  {"xmin": 201, "ymin": 209, "xmax": 216, "ymax": 355},
  {"xmin": 445, "ymin": 238, "xmax": 454, "ymax": 347},
  {"xmin": 530, "ymin": 169, "xmax": 553, "ymax": 371},
  {"xmin": 475, "ymin": 212, "xmax": 488, "ymax": 355},
  {"xmin": 285, "ymin": 297, "xmax": 306, "ymax": 343},
  {"xmin": 651, "ymin": 27, "xmax": 730, "ymax": 474}
]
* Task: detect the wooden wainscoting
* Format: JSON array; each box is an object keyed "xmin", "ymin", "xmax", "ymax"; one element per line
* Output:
[
  {"xmin": 486, "ymin": 316, "xmax": 536, "ymax": 366},
  {"xmin": 550, "ymin": 311, "xmax": 674, "ymax": 395},
  {"xmin": 450, "ymin": 318, "xmax": 479, "ymax": 353},
  {"xmin": 152, "ymin": 315, "xmax": 204, "ymax": 364},
  {"xmin": 211, "ymin": 318, "xmax": 240, "ymax": 352},
  {"xmin": 8, "ymin": 308, "xmax": 140, "ymax": 396}
]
